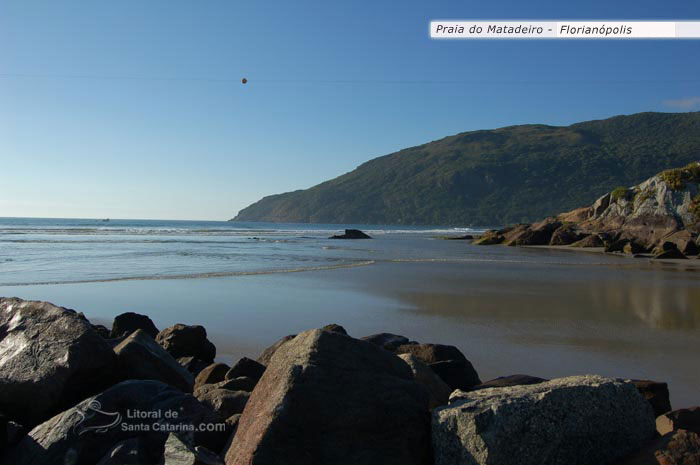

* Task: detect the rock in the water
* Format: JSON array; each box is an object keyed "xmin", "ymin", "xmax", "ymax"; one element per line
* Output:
[
  {"xmin": 156, "ymin": 324, "xmax": 217, "ymax": 363},
  {"xmin": 225, "ymin": 358, "xmax": 265, "ymax": 382},
  {"xmin": 663, "ymin": 230, "xmax": 699, "ymax": 256},
  {"xmin": 657, "ymin": 408, "xmax": 700, "ymax": 436},
  {"xmin": 96, "ymin": 437, "xmax": 154, "ymax": 465},
  {"xmin": 195, "ymin": 363, "xmax": 230, "ymax": 391},
  {"xmin": 179, "ymin": 357, "xmax": 211, "ymax": 377},
  {"xmin": 225, "ymin": 328, "xmax": 431, "ymax": 465},
  {"xmin": 321, "ymin": 323, "xmax": 348, "ymax": 335},
  {"xmin": 433, "ymin": 375, "xmax": 656, "ymax": 465},
  {"xmin": 397, "ymin": 343, "xmax": 481, "ymax": 390},
  {"xmin": 3, "ymin": 380, "xmax": 227, "ymax": 465},
  {"xmin": 114, "ymin": 329, "xmax": 194, "ymax": 392},
  {"xmin": 197, "ymin": 389, "xmax": 250, "ymax": 419},
  {"xmin": 0, "ymin": 298, "xmax": 117, "ymax": 426},
  {"xmin": 110, "ymin": 312, "xmax": 160, "ymax": 339},
  {"xmin": 398, "ymin": 353, "xmax": 451, "ymax": 409},
  {"xmin": 360, "ymin": 332, "xmax": 411, "ymax": 351},
  {"xmin": 619, "ymin": 429, "xmax": 700, "ymax": 465},
  {"xmin": 329, "ymin": 229, "xmax": 372, "ymax": 239},
  {"xmin": 504, "ymin": 219, "xmax": 562, "ymax": 246},
  {"xmin": 256, "ymin": 335, "xmax": 295, "ymax": 366},
  {"xmin": 471, "ymin": 374, "xmax": 547, "ymax": 391},
  {"xmin": 161, "ymin": 433, "xmax": 225, "ymax": 465},
  {"xmin": 630, "ymin": 379, "xmax": 672, "ymax": 417}
]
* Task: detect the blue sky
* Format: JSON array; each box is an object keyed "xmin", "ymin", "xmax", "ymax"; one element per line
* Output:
[{"xmin": 1, "ymin": 1, "xmax": 699, "ymax": 220}]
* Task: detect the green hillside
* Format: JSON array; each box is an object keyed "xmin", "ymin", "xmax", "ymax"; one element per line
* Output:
[{"xmin": 232, "ymin": 112, "xmax": 700, "ymax": 227}]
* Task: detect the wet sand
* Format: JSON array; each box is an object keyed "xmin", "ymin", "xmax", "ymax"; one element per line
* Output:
[{"xmin": 4, "ymin": 243, "xmax": 699, "ymax": 408}]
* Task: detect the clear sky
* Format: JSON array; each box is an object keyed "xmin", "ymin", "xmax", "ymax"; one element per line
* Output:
[{"xmin": 1, "ymin": 1, "xmax": 699, "ymax": 220}]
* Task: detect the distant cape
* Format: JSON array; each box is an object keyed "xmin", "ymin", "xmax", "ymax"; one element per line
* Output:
[{"xmin": 232, "ymin": 111, "xmax": 700, "ymax": 226}]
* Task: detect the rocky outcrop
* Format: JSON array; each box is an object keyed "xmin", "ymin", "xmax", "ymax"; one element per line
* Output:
[
  {"xmin": 2, "ymin": 380, "xmax": 227, "ymax": 465},
  {"xmin": 197, "ymin": 389, "xmax": 250, "ymax": 419},
  {"xmin": 476, "ymin": 162, "xmax": 700, "ymax": 256},
  {"xmin": 114, "ymin": 329, "xmax": 194, "ymax": 392},
  {"xmin": 157, "ymin": 324, "xmax": 217, "ymax": 363},
  {"xmin": 433, "ymin": 375, "xmax": 656, "ymax": 465},
  {"xmin": 329, "ymin": 229, "xmax": 372, "ymax": 239},
  {"xmin": 0, "ymin": 298, "xmax": 117, "ymax": 426},
  {"xmin": 224, "ymin": 329, "xmax": 431, "ymax": 465},
  {"xmin": 110, "ymin": 312, "xmax": 160, "ymax": 339}
]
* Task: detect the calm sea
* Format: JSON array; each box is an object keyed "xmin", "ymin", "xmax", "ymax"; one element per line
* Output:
[{"xmin": 2, "ymin": 217, "xmax": 699, "ymax": 407}]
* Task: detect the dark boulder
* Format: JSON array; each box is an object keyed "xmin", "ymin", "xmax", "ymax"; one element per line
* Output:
[
  {"xmin": 619, "ymin": 429, "xmax": 700, "ymax": 465},
  {"xmin": 472, "ymin": 374, "xmax": 548, "ymax": 391},
  {"xmin": 661, "ymin": 230, "xmax": 698, "ymax": 255},
  {"xmin": 398, "ymin": 353, "xmax": 451, "ymax": 409},
  {"xmin": 505, "ymin": 220, "xmax": 562, "ymax": 246},
  {"xmin": 110, "ymin": 312, "xmax": 159, "ymax": 339},
  {"xmin": 657, "ymin": 407, "xmax": 700, "ymax": 436},
  {"xmin": 329, "ymin": 229, "xmax": 372, "ymax": 239},
  {"xmin": 224, "ymin": 328, "xmax": 431, "ymax": 465},
  {"xmin": 0, "ymin": 415, "xmax": 26, "ymax": 451},
  {"xmin": 2, "ymin": 380, "xmax": 227, "ymax": 465},
  {"xmin": 114, "ymin": 329, "xmax": 194, "ymax": 392},
  {"xmin": 360, "ymin": 332, "xmax": 411, "ymax": 352},
  {"xmin": 156, "ymin": 324, "xmax": 216, "ymax": 363},
  {"xmin": 396, "ymin": 343, "xmax": 481, "ymax": 390},
  {"xmin": 0, "ymin": 298, "xmax": 117, "ymax": 427},
  {"xmin": 194, "ymin": 363, "xmax": 230, "ymax": 391},
  {"xmin": 225, "ymin": 358, "xmax": 265, "ymax": 382},
  {"xmin": 629, "ymin": 379, "xmax": 672, "ymax": 417},
  {"xmin": 321, "ymin": 323, "xmax": 348, "ymax": 335},
  {"xmin": 257, "ymin": 335, "xmax": 295, "ymax": 366}
]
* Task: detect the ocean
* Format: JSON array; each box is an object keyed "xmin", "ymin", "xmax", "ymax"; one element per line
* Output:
[{"xmin": 1, "ymin": 217, "xmax": 699, "ymax": 407}]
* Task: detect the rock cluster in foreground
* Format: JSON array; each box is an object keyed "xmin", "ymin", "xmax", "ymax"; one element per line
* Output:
[
  {"xmin": 475, "ymin": 162, "xmax": 700, "ymax": 260},
  {"xmin": 0, "ymin": 297, "xmax": 697, "ymax": 465}
]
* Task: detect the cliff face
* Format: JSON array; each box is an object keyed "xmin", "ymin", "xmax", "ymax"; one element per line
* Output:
[
  {"xmin": 476, "ymin": 162, "xmax": 700, "ymax": 257},
  {"xmin": 233, "ymin": 112, "xmax": 700, "ymax": 226}
]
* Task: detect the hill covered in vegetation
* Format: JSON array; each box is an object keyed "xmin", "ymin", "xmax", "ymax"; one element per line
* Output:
[{"xmin": 232, "ymin": 112, "xmax": 700, "ymax": 226}]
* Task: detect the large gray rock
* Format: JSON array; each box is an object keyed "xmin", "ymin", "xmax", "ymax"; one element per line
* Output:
[
  {"xmin": 156, "ymin": 324, "xmax": 216, "ymax": 363},
  {"xmin": 2, "ymin": 380, "xmax": 228, "ymax": 465},
  {"xmin": 225, "ymin": 329, "xmax": 431, "ymax": 465},
  {"xmin": 433, "ymin": 375, "xmax": 655, "ymax": 465},
  {"xmin": 0, "ymin": 298, "xmax": 117, "ymax": 426},
  {"xmin": 114, "ymin": 329, "xmax": 194, "ymax": 392}
]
